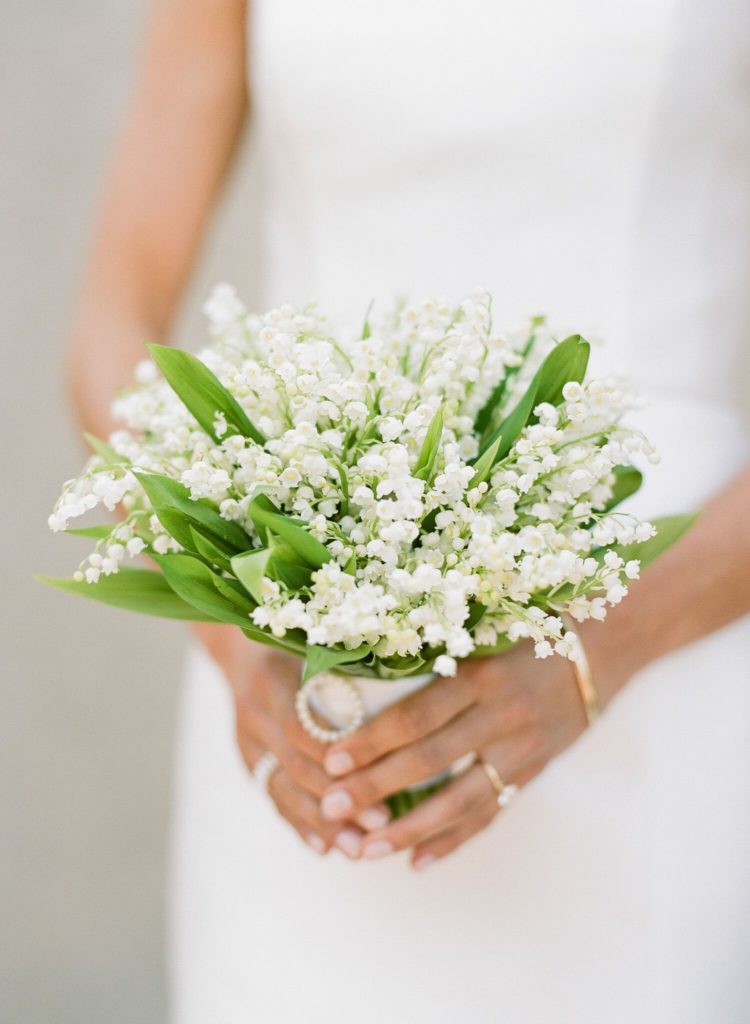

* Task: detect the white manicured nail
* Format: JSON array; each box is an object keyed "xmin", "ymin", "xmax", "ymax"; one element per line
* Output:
[
  {"xmin": 357, "ymin": 806, "xmax": 391, "ymax": 830},
  {"xmin": 306, "ymin": 833, "xmax": 327, "ymax": 855},
  {"xmin": 322, "ymin": 789, "xmax": 353, "ymax": 820},
  {"xmin": 413, "ymin": 853, "xmax": 436, "ymax": 871},
  {"xmin": 335, "ymin": 829, "xmax": 362, "ymax": 859},
  {"xmin": 325, "ymin": 751, "xmax": 354, "ymax": 776},
  {"xmin": 363, "ymin": 839, "xmax": 394, "ymax": 859}
]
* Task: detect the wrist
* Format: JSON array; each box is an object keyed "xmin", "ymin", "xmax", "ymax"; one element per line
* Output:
[{"xmin": 576, "ymin": 597, "xmax": 651, "ymax": 709}]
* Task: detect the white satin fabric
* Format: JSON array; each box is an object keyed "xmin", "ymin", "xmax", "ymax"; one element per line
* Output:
[{"xmin": 171, "ymin": 3, "xmax": 750, "ymax": 1021}]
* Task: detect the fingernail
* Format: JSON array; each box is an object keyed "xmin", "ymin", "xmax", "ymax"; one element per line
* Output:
[
  {"xmin": 321, "ymin": 789, "xmax": 354, "ymax": 820},
  {"xmin": 362, "ymin": 839, "xmax": 394, "ymax": 859},
  {"xmin": 335, "ymin": 829, "xmax": 362, "ymax": 859},
  {"xmin": 413, "ymin": 853, "xmax": 436, "ymax": 871},
  {"xmin": 306, "ymin": 832, "xmax": 327, "ymax": 855},
  {"xmin": 325, "ymin": 751, "xmax": 355, "ymax": 776},
  {"xmin": 357, "ymin": 806, "xmax": 391, "ymax": 830}
]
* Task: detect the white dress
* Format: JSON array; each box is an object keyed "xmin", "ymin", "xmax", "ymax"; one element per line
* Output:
[{"xmin": 170, "ymin": 3, "xmax": 750, "ymax": 1021}]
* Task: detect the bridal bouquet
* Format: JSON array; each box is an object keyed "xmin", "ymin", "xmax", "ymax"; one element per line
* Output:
[{"xmin": 43, "ymin": 286, "xmax": 693, "ymax": 810}]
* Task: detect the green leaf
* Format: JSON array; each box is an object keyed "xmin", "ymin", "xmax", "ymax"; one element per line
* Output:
[
  {"xmin": 248, "ymin": 497, "xmax": 331, "ymax": 568},
  {"xmin": 231, "ymin": 548, "xmax": 273, "ymax": 604},
  {"xmin": 478, "ymin": 335, "xmax": 590, "ymax": 461},
  {"xmin": 84, "ymin": 433, "xmax": 127, "ymax": 467},
  {"xmin": 474, "ymin": 326, "xmax": 539, "ymax": 436},
  {"xmin": 268, "ymin": 540, "xmax": 314, "ymax": 590},
  {"xmin": 38, "ymin": 568, "xmax": 215, "ymax": 621},
  {"xmin": 468, "ymin": 435, "xmax": 502, "ymax": 488},
  {"xmin": 532, "ymin": 334, "xmax": 590, "ymax": 409},
  {"xmin": 152, "ymin": 508, "xmax": 200, "ymax": 553},
  {"xmin": 65, "ymin": 524, "xmax": 114, "ymax": 540},
  {"xmin": 151, "ymin": 553, "xmax": 256, "ymax": 628},
  {"xmin": 189, "ymin": 527, "xmax": 233, "ymax": 572},
  {"xmin": 301, "ymin": 643, "xmax": 371, "ymax": 683},
  {"xmin": 413, "ymin": 406, "xmax": 444, "ymax": 482},
  {"xmin": 612, "ymin": 513, "xmax": 698, "ymax": 570},
  {"xmin": 147, "ymin": 343, "xmax": 265, "ymax": 444},
  {"xmin": 136, "ymin": 472, "xmax": 249, "ymax": 551},
  {"xmin": 603, "ymin": 466, "xmax": 643, "ymax": 512}
]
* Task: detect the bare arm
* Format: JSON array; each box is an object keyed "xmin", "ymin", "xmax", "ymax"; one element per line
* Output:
[
  {"xmin": 590, "ymin": 464, "xmax": 750, "ymax": 696},
  {"xmin": 70, "ymin": 0, "xmax": 248, "ymax": 437}
]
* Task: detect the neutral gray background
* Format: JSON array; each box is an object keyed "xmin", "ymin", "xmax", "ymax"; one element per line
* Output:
[{"xmin": 1, "ymin": 3, "xmax": 257, "ymax": 1021}]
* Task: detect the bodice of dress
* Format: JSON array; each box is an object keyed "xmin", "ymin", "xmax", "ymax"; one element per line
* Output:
[{"xmin": 249, "ymin": 1, "xmax": 750, "ymax": 409}]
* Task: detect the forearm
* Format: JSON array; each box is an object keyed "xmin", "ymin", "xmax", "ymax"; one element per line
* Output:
[
  {"xmin": 588, "ymin": 466, "xmax": 750, "ymax": 701},
  {"xmin": 68, "ymin": 0, "xmax": 248, "ymax": 439}
]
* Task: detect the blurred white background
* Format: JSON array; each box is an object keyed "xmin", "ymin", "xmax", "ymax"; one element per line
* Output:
[{"xmin": 1, "ymin": 3, "xmax": 257, "ymax": 1020}]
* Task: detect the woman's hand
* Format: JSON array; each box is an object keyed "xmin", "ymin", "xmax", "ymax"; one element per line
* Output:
[
  {"xmin": 319, "ymin": 626, "xmax": 631, "ymax": 869},
  {"xmin": 193, "ymin": 624, "xmax": 390, "ymax": 859}
]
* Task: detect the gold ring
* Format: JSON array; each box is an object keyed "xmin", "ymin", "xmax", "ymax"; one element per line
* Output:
[{"xmin": 477, "ymin": 756, "xmax": 518, "ymax": 808}]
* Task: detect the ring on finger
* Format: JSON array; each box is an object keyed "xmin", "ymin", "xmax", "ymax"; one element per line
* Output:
[
  {"xmin": 253, "ymin": 750, "xmax": 281, "ymax": 793},
  {"xmin": 476, "ymin": 755, "xmax": 518, "ymax": 808}
]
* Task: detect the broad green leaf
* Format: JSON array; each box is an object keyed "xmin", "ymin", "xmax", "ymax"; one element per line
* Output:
[
  {"xmin": 246, "ymin": 491, "xmax": 281, "ymax": 545},
  {"xmin": 474, "ymin": 325, "xmax": 539, "ymax": 435},
  {"xmin": 375, "ymin": 655, "xmax": 427, "ymax": 678},
  {"xmin": 268, "ymin": 540, "xmax": 313, "ymax": 590},
  {"xmin": 65, "ymin": 524, "xmax": 114, "ymax": 540},
  {"xmin": 248, "ymin": 497, "xmax": 331, "ymax": 568},
  {"xmin": 301, "ymin": 642, "xmax": 371, "ymax": 683},
  {"xmin": 468, "ymin": 435, "xmax": 502, "ymax": 488},
  {"xmin": 603, "ymin": 466, "xmax": 643, "ymax": 512},
  {"xmin": 612, "ymin": 513, "xmax": 698, "ymax": 570},
  {"xmin": 151, "ymin": 553, "xmax": 256, "ymax": 628},
  {"xmin": 136, "ymin": 472, "xmax": 249, "ymax": 551},
  {"xmin": 189, "ymin": 527, "xmax": 233, "ymax": 572},
  {"xmin": 414, "ymin": 406, "xmax": 444, "ymax": 482},
  {"xmin": 84, "ymin": 433, "xmax": 128, "ymax": 467},
  {"xmin": 240, "ymin": 627, "xmax": 307, "ymax": 656},
  {"xmin": 231, "ymin": 548, "xmax": 273, "ymax": 604},
  {"xmin": 478, "ymin": 335, "xmax": 590, "ymax": 461},
  {"xmin": 38, "ymin": 568, "xmax": 215, "ymax": 621},
  {"xmin": 152, "ymin": 508, "xmax": 198, "ymax": 553},
  {"xmin": 532, "ymin": 334, "xmax": 590, "ymax": 409},
  {"xmin": 147, "ymin": 343, "xmax": 265, "ymax": 444}
]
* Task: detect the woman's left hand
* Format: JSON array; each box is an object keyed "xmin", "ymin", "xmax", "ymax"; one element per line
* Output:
[{"xmin": 319, "ymin": 628, "xmax": 627, "ymax": 869}]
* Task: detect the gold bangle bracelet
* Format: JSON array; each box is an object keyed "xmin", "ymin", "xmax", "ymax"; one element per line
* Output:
[{"xmin": 563, "ymin": 617, "xmax": 601, "ymax": 727}]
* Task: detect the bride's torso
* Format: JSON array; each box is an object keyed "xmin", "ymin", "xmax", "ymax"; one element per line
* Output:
[
  {"xmin": 171, "ymin": 9, "xmax": 750, "ymax": 1021},
  {"xmin": 250, "ymin": 0, "xmax": 750, "ymax": 416}
]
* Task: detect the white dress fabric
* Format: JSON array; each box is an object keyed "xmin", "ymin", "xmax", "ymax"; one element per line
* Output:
[{"xmin": 170, "ymin": 3, "xmax": 750, "ymax": 1021}]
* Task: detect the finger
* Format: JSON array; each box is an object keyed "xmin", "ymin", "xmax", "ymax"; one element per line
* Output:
[
  {"xmin": 410, "ymin": 798, "xmax": 499, "ymax": 870},
  {"xmin": 323, "ymin": 672, "xmax": 480, "ymax": 776},
  {"xmin": 236, "ymin": 697, "xmax": 332, "ymax": 798},
  {"xmin": 321, "ymin": 704, "xmax": 494, "ymax": 819},
  {"xmin": 268, "ymin": 769, "xmax": 350, "ymax": 855},
  {"xmin": 410, "ymin": 760, "xmax": 546, "ymax": 870},
  {"xmin": 241, "ymin": 660, "xmax": 330, "ymax": 766},
  {"xmin": 359, "ymin": 763, "xmax": 496, "ymax": 858},
  {"xmin": 237, "ymin": 731, "xmax": 369, "ymax": 857}
]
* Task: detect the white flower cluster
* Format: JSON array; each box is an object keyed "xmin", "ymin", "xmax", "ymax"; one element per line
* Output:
[{"xmin": 49, "ymin": 286, "xmax": 658, "ymax": 673}]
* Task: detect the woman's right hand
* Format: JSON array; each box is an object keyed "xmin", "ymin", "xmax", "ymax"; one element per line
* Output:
[{"xmin": 192, "ymin": 623, "xmax": 388, "ymax": 858}]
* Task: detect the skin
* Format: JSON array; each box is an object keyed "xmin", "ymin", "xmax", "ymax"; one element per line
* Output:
[{"xmin": 70, "ymin": 0, "xmax": 750, "ymax": 867}]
